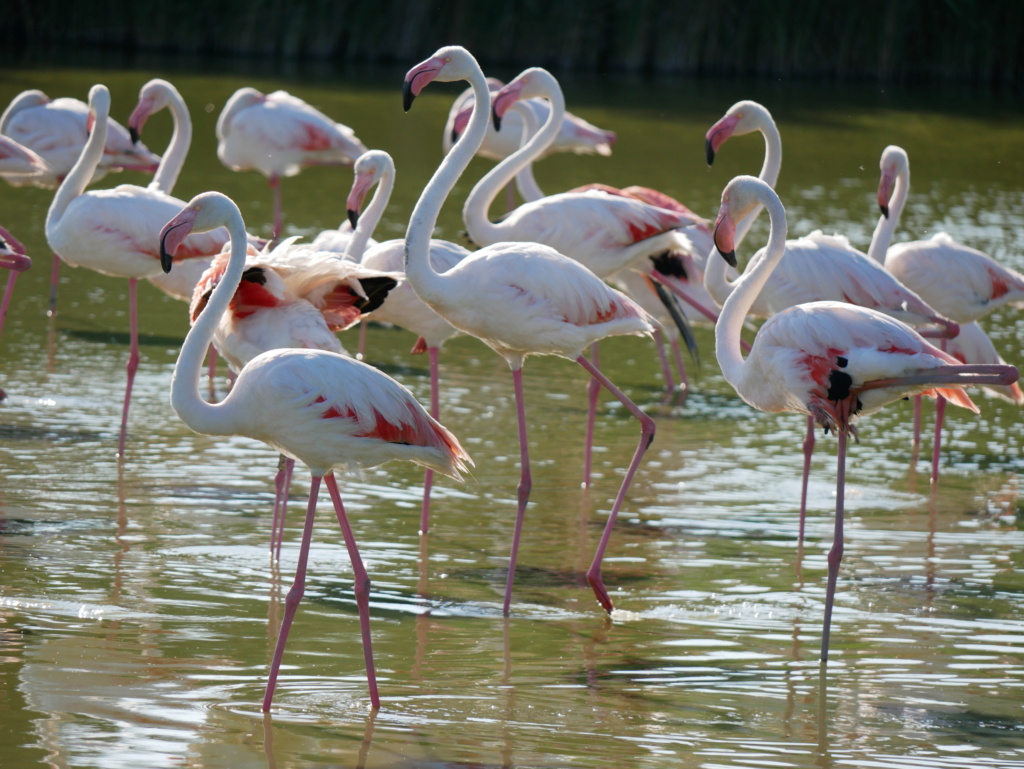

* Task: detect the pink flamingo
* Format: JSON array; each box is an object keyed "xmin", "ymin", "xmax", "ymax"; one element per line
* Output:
[
  {"xmin": 2, "ymin": 87, "xmax": 162, "ymax": 314},
  {"xmin": 45, "ymin": 84, "xmax": 231, "ymax": 457},
  {"xmin": 870, "ymin": 145, "xmax": 1024, "ymax": 480},
  {"xmin": 404, "ymin": 45, "xmax": 657, "ymax": 615},
  {"xmin": 712, "ymin": 174, "xmax": 1017, "ymax": 661},
  {"xmin": 216, "ymin": 87, "xmax": 367, "ymax": 240},
  {"xmin": 189, "ymin": 234, "xmax": 400, "ymax": 557},
  {"xmin": 705, "ymin": 110, "xmax": 958, "ymax": 534},
  {"xmin": 159, "ymin": 190, "xmax": 470, "ymax": 712},
  {"xmin": 0, "ymin": 135, "xmax": 53, "ymax": 185},
  {"xmin": 343, "ymin": 149, "xmax": 468, "ymax": 533}
]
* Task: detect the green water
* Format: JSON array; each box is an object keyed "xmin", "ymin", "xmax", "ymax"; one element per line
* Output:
[{"xmin": 1, "ymin": 58, "xmax": 1023, "ymax": 768}]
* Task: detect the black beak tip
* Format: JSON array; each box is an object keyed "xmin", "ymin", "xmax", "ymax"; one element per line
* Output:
[
  {"xmin": 492, "ymin": 108, "xmax": 502, "ymax": 132},
  {"xmin": 450, "ymin": 127, "xmax": 460, "ymax": 145},
  {"xmin": 879, "ymin": 204, "xmax": 889, "ymax": 219},
  {"xmin": 347, "ymin": 209, "xmax": 359, "ymax": 229},
  {"xmin": 129, "ymin": 126, "xmax": 140, "ymax": 145},
  {"xmin": 159, "ymin": 234, "xmax": 173, "ymax": 273},
  {"xmin": 705, "ymin": 139, "xmax": 716, "ymax": 167},
  {"xmin": 718, "ymin": 248, "xmax": 737, "ymax": 268},
  {"xmin": 402, "ymin": 81, "xmax": 415, "ymax": 112}
]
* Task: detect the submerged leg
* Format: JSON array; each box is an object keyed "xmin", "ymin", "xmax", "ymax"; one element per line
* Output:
[
  {"xmin": 325, "ymin": 473, "xmax": 380, "ymax": 710},
  {"xmin": 263, "ymin": 474, "xmax": 321, "ymax": 712},
  {"xmin": 577, "ymin": 355, "xmax": 656, "ymax": 613},
  {"xmin": 118, "ymin": 278, "xmax": 140, "ymax": 458},
  {"xmin": 503, "ymin": 366, "xmax": 532, "ymax": 616},
  {"xmin": 48, "ymin": 253, "xmax": 60, "ymax": 317},
  {"xmin": 271, "ymin": 455, "xmax": 295, "ymax": 560}
]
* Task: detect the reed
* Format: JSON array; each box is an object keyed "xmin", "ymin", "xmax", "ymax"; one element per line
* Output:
[{"xmin": 2, "ymin": 0, "xmax": 1021, "ymax": 86}]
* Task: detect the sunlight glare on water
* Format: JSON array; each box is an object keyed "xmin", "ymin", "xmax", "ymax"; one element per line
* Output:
[{"xmin": 0, "ymin": 57, "xmax": 1023, "ymax": 768}]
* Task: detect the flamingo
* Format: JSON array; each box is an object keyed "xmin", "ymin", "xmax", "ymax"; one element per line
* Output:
[
  {"xmin": 2, "ymin": 87, "xmax": 162, "ymax": 314},
  {"xmin": 404, "ymin": 45, "xmax": 657, "ymax": 615},
  {"xmin": 159, "ymin": 189, "xmax": 470, "ymax": 712},
  {"xmin": 216, "ymin": 87, "xmax": 368, "ymax": 240},
  {"xmin": 45, "ymin": 84, "xmax": 231, "ymax": 457},
  {"xmin": 711, "ymin": 174, "xmax": 1017, "ymax": 661},
  {"xmin": 705, "ymin": 108, "xmax": 959, "ymax": 533},
  {"xmin": 343, "ymin": 149, "xmax": 468, "ymax": 533},
  {"xmin": 190, "ymin": 233, "xmax": 400, "ymax": 556},
  {"xmin": 0, "ymin": 135, "xmax": 53, "ymax": 185},
  {"xmin": 870, "ymin": 144, "xmax": 1024, "ymax": 479},
  {"xmin": 442, "ymin": 77, "xmax": 616, "ymax": 161}
]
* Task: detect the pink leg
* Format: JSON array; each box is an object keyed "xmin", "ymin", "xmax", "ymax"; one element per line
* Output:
[
  {"xmin": 583, "ymin": 343, "xmax": 601, "ymax": 488},
  {"xmin": 325, "ymin": 473, "xmax": 380, "ymax": 710},
  {"xmin": 263, "ymin": 475, "xmax": 321, "ymax": 712},
  {"xmin": 820, "ymin": 430, "xmax": 847, "ymax": 662},
  {"xmin": 912, "ymin": 395, "xmax": 922, "ymax": 446},
  {"xmin": 577, "ymin": 355, "xmax": 657, "ymax": 613},
  {"xmin": 273, "ymin": 458, "xmax": 296, "ymax": 562},
  {"xmin": 48, "ymin": 253, "xmax": 60, "ymax": 317},
  {"xmin": 799, "ymin": 415, "xmax": 815, "ymax": 544},
  {"xmin": 652, "ymin": 328, "xmax": 675, "ymax": 392},
  {"xmin": 420, "ymin": 346, "xmax": 440, "ymax": 534},
  {"xmin": 270, "ymin": 176, "xmax": 283, "ymax": 241},
  {"xmin": 117, "ymin": 278, "xmax": 140, "ymax": 458},
  {"xmin": 0, "ymin": 271, "xmax": 18, "ymax": 337},
  {"xmin": 502, "ymin": 366, "xmax": 532, "ymax": 616},
  {"xmin": 930, "ymin": 395, "xmax": 947, "ymax": 486}
]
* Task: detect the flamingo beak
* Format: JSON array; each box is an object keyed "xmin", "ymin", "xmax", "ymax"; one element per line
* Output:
[
  {"xmin": 705, "ymin": 113, "xmax": 741, "ymax": 167},
  {"xmin": 713, "ymin": 208, "xmax": 738, "ymax": 268}
]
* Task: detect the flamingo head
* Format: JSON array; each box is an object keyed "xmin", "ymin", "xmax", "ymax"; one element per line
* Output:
[
  {"xmin": 712, "ymin": 175, "xmax": 768, "ymax": 268},
  {"xmin": 160, "ymin": 191, "xmax": 236, "ymax": 273},
  {"xmin": 491, "ymin": 68, "xmax": 554, "ymax": 131},
  {"xmin": 877, "ymin": 145, "xmax": 909, "ymax": 219},
  {"xmin": 346, "ymin": 150, "xmax": 391, "ymax": 228},
  {"xmin": 0, "ymin": 225, "xmax": 31, "ymax": 272},
  {"xmin": 129, "ymin": 78, "xmax": 174, "ymax": 145},
  {"xmin": 705, "ymin": 100, "xmax": 773, "ymax": 166},
  {"xmin": 403, "ymin": 46, "xmax": 481, "ymax": 112}
]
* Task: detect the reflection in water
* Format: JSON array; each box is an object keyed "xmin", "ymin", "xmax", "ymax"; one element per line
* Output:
[{"xmin": 1, "ymin": 65, "xmax": 1024, "ymax": 768}]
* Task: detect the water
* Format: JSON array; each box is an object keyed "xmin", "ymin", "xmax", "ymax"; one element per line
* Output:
[{"xmin": 1, "ymin": 58, "xmax": 1023, "ymax": 768}]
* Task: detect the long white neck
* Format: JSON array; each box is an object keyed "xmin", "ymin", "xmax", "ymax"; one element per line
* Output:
[
  {"xmin": 715, "ymin": 181, "xmax": 788, "ymax": 388},
  {"xmin": 866, "ymin": 162, "xmax": 908, "ymax": 265},
  {"xmin": 170, "ymin": 204, "xmax": 248, "ymax": 435},
  {"xmin": 152, "ymin": 87, "xmax": 192, "ymax": 194},
  {"xmin": 405, "ymin": 63, "xmax": 492, "ymax": 304},
  {"xmin": 703, "ymin": 117, "xmax": 783, "ymax": 307},
  {"xmin": 345, "ymin": 164, "xmax": 393, "ymax": 262},
  {"xmin": 46, "ymin": 88, "xmax": 108, "ymax": 236},
  {"xmin": 511, "ymin": 102, "xmax": 544, "ymax": 202},
  {"xmin": 462, "ymin": 72, "xmax": 564, "ymax": 245}
]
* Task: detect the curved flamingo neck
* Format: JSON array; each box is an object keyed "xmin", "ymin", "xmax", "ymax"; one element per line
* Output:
[
  {"xmin": 734, "ymin": 115, "xmax": 782, "ymax": 247},
  {"xmin": 511, "ymin": 102, "xmax": 544, "ymax": 203},
  {"xmin": 703, "ymin": 116, "xmax": 783, "ymax": 307},
  {"xmin": 46, "ymin": 87, "xmax": 108, "ymax": 237},
  {"xmin": 171, "ymin": 200, "xmax": 248, "ymax": 436},
  {"xmin": 152, "ymin": 85, "xmax": 192, "ymax": 194},
  {"xmin": 867, "ymin": 162, "xmax": 908, "ymax": 265},
  {"xmin": 345, "ymin": 161, "xmax": 394, "ymax": 262},
  {"xmin": 462, "ymin": 71, "xmax": 564, "ymax": 245},
  {"xmin": 405, "ymin": 58, "xmax": 491, "ymax": 304},
  {"xmin": 715, "ymin": 182, "xmax": 788, "ymax": 389}
]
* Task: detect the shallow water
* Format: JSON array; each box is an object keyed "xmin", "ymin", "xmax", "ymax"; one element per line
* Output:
[{"xmin": 1, "ymin": 58, "xmax": 1023, "ymax": 768}]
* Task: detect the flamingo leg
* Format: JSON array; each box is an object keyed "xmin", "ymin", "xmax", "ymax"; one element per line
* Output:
[
  {"xmin": 117, "ymin": 278, "xmax": 140, "ymax": 457},
  {"xmin": 652, "ymin": 328, "xmax": 675, "ymax": 393},
  {"xmin": 912, "ymin": 395, "xmax": 923, "ymax": 446},
  {"xmin": 48, "ymin": 253, "xmax": 60, "ymax": 317},
  {"xmin": 271, "ymin": 454, "xmax": 290, "ymax": 559},
  {"xmin": 270, "ymin": 175, "xmax": 283, "ymax": 241},
  {"xmin": 930, "ymin": 395, "xmax": 947, "ymax": 486},
  {"xmin": 583, "ymin": 342, "xmax": 601, "ymax": 488},
  {"xmin": 273, "ymin": 458, "xmax": 296, "ymax": 562},
  {"xmin": 0, "ymin": 271, "xmax": 18, "ymax": 338},
  {"xmin": 263, "ymin": 474, "xmax": 321, "ymax": 712},
  {"xmin": 799, "ymin": 415, "xmax": 816, "ymax": 544},
  {"xmin": 502, "ymin": 366, "xmax": 532, "ymax": 616},
  {"xmin": 820, "ymin": 428, "xmax": 847, "ymax": 662},
  {"xmin": 420, "ymin": 345, "xmax": 440, "ymax": 534},
  {"xmin": 577, "ymin": 355, "xmax": 656, "ymax": 613},
  {"xmin": 325, "ymin": 473, "xmax": 380, "ymax": 709},
  {"xmin": 669, "ymin": 336, "xmax": 690, "ymax": 398}
]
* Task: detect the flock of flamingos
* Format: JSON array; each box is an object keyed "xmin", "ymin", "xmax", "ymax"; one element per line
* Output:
[{"xmin": 2, "ymin": 45, "xmax": 1023, "ymax": 713}]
